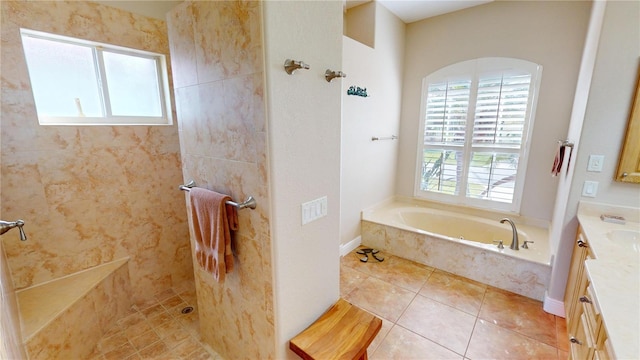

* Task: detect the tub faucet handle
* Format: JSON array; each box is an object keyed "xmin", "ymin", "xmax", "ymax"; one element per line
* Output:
[
  {"xmin": 493, "ymin": 240, "xmax": 504, "ymax": 249},
  {"xmin": 0, "ymin": 219, "xmax": 27, "ymax": 241},
  {"xmin": 522, "ymin": 240, "xmax": 534, "ymax": 249}
]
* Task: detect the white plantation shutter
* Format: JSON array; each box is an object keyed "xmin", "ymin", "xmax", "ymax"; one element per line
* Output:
[
  {"xmin": 424, "ymin": 80, "xmax": 471, "ymax": 144},
  {"xmin": 416, "ymin": 58, "xmax": 541, "ymax": 213},
  {"xmin": 473, "ymin": 74, "xmax": 531, "ymax": 146}
]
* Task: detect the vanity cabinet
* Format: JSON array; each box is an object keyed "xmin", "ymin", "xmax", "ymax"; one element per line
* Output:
[{"xmin": 565, "ymin": 226, "xmax": 614, "ymax": 360}]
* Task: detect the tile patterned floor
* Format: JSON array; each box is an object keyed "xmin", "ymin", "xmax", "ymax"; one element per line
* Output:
[
  {"xmin": 342, "ymin": 248, "xmax": 570, "ymax": 360},
  {"xmin": 90, "ymin": 287, "xmax": 222, "ymax": 360},
  {"xmin": 91, "ymin": 248, "xmax": 569, "ymax": 360}
]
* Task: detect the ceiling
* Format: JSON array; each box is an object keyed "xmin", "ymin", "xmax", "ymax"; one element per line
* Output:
[
  {"xmin": 349, "ymin": 0, "xmax": 493, "ymax": 23},
  {"xmin": 96, "ymin": 0, "xmax": 493, "ymax": 24}
]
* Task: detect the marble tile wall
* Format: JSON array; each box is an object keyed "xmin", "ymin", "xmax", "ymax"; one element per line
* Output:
[
  {"xmin": 0, "ymin": 1, "xmax": 193, "ymax": 303},
  {"xmin": 0, "ymin": 242, "xmax": 26, "ymax": 359},
  {"xmin": 167, "ymin": 1, "xmax": 275, "ymax": 359},
  {"xmin": 24, "ymin": 261, "xmax": 132, "ymax": 360}
]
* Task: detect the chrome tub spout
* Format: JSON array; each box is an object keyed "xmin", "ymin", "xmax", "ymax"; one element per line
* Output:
[
  {"xmin": 500, "ymin": 218, "xmax": 518, "ymax": 250},
  {"xmin": 0, "ymin": 219, "xmax": 27, "ymax": 241}
]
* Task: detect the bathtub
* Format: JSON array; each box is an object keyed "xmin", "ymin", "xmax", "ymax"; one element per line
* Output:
[{"xmin": 361, "ymin": 200, "xmax": 551, "ymax": 300}]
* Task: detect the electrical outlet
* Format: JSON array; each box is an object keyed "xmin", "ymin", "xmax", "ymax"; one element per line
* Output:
[{"xmin": 587, "ymin": 155, "xmax": 604, "ymax": 172}]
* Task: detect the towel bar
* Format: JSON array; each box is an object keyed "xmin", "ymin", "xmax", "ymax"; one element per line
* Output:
[{"xmin": 179, "ymin": 181, "xmax": 257, "ymax": 210}]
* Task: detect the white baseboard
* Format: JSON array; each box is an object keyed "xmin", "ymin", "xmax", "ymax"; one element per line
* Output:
[
  {"xmin": 543, "ymin": 291, "xmax": 566, "ymax": 317},
  {"xmin": 340, "ymin": 236, "xmax": 361, "ymax": 257}
]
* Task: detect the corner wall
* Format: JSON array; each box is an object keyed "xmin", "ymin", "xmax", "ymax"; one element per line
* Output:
[
  {"xmin": 341, "ymin": 3, "xmax": 405, "ymax": 246},
  {"xmin": 0, "ymin": 1, "xmax": 191, "ymax": 303}
]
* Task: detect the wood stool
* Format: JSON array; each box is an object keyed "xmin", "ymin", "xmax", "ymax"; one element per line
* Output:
[{"xmin": 289, "ymin": 298, "xmax": 382, "ymax": 360}]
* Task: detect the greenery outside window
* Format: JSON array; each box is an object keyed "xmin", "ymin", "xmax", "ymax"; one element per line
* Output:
[
  {"xmin": 415, "ymin": 58, "xmax": 542, "ymax": 213},
  {"xmin": 20, "ymin": 28, "xmax": 172, "ymax": 125}
]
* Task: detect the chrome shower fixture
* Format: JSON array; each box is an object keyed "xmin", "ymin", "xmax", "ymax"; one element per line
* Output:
[
  {"xmin": 325, "ymin": 69, "xmax": 346, "ymax": 82},
  {"xmin": 284, "ymin": 59, "xmax": 310, "ymax": 74}
]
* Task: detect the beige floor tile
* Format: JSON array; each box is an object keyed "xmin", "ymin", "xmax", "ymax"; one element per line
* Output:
[
  {"xmin": 371, "ymin": 325, "xmax": 463, "ymax": 360},
  {"xmin": 340, "ymin": 264, "xmax": 369, "ymax": 297},
  {"xmin": 368, "ymin": 317, "xmax": 394, "ymax": 355},
  {"xmin": 466, "ymin": 319, "xmax": 558, "ymax": 360},
  {"xmin": 397, "ymin": 295, "xmax": 476, "ymax": 355},
  {"xmin": 103, "ymin": 342, "xmax": 136, "ymax": 360},
  {"xmin": 129, "ymin": 330, "xmax": 161, "ymax": 351},
  {"xmin": 479, "ymin": 287, "xmax": 557, "ymax": 347},
  {"xmin": 344, "ymin": 276, "xmax": 416, "ymax": 322},
  {"xmin": 138, "ymin": 340, "xmax": 169, "ymax": 359},
  {"xmin": 371, "ymin": 256, "xmax": 434, "ymax": 292},
  {"xmin": 419, "ymin": 270, "xmax": 486, "ymax": 316},
  {"xmin": 556, "ymin": 316, "xmax": 569, "ymax": 352}
]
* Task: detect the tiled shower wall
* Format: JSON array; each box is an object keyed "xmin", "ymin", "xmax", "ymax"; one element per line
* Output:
[
  {"xmin": 0, "ymin": 1, "xmax": 193, "ymax": 303},
  {"xmin": 167, "ymin": 1, "xmax": 275, "ymax": 359}
]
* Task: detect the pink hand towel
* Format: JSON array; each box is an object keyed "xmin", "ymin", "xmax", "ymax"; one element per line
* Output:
[{"xmin": 189, "ymin": 188, "xmax": 238, "ymax": 282}]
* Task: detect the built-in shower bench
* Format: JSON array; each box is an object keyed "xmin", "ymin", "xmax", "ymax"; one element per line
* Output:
[{"xmin": 16, "ymin": 257, "xmax": 131, "ymax": 359}]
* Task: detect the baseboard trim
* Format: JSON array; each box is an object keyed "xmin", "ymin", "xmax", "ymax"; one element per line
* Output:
[
  {"xmin": 543, "ymin": 291, "xmax": 566, "ymax": 317},
  {"xmin": 340, "ymin": 236, "xmax": 361, "ymax": 257}
]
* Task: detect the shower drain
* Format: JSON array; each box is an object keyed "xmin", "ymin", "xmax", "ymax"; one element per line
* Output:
[{"xmin": 181, "ymin": 306, "xmax": 194, "ymax": 314}]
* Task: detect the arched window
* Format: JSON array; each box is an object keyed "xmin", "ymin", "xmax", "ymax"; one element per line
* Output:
[{"xmin": 415, "ymin": 58, "xmax": 542, "ymax": 212}]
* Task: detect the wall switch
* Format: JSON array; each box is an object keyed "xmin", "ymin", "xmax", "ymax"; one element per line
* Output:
[
  {"xmin": 582, "ymin": 181, "xmax": 598, "ymax": 198},
  {"xmin": 301, "ymin": 196, "xmax": 328, "ymax": 225},
  {"xmin": 587, "ymin": 155, "xmax": 604, "ymax": 172}
]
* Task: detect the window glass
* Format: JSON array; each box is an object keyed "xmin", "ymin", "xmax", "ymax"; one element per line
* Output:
[
  {"xmin": 21, "ymin": 35, "xmax": 103, "ymax": 117},
  {"xmin": 103, "ymin": 51, "xmax": 162, "ymax": 117},
  {"xmin": 20, "ymin": 28, "xmax": 171, "ymax": 125}
]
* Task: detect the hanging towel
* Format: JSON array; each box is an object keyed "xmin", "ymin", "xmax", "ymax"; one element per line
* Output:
[
  {"xmin": 551, "ymin": 141, "xmax": 565, "ymax": 176},
  {"xmin": 189, "ymin": 187, "xmax": 238, "ymax": 282}
]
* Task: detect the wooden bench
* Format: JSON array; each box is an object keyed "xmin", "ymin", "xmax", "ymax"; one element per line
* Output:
[{"xmin": 289, "ymin": 298, "xmax": 382, "ymax": 360}]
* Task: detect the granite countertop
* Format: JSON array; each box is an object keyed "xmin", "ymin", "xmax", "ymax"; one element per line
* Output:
[{"xmin": 577, "ymin": 201, "xmax": 640, "ymax": 360}]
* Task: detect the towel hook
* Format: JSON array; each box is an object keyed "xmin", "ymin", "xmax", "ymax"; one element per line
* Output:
[{"xmin": 325, "ymin": 69, "xmax": 346, "ymax": 82}]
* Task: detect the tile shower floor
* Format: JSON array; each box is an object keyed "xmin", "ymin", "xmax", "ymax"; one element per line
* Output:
[
  {"xmin": 342, "ymin": 248, "xmax": 570, "ymax": 359},
  {"xmin": 91, "ymin": 287, "xmax": 222, "ymax": 360},
  {"xmin": 92, "ymin": 249, "xmax": 568, "ymax": 360}
]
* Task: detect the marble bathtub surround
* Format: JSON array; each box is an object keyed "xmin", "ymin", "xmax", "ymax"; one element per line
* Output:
[
  {"xmin": 167, "ymin": 1, "xmax": 274, "ymax": 359},
  {"xmin": 341, "ymin": 248, "xmax": 569, "ymax": 359},
  {"xmin": 361, "ymin": 200, "xmax": 551, "ymax": 300},
  {"xmin": 0, "ymin": 1, "xmax": 193, "ymax": 304}
]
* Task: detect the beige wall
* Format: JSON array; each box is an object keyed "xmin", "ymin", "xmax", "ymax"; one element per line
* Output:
[
  {"xmin": 262, "ymin": 1, "xmax": 343, "ymax": 357},
  {"xmin": 167, "ymin": 2, "xmax": 275, "ymax": 359},
  {"xmin": 549, "ymin": 0, "xmax": 640, "ymax": 302},
  {"xmin": 396, "ymin": 0, "xmax": 591, "ymax": 222},
  {"xmin": 341, "ymin": 3, "xmax": 405, "ymax": 246},
  {"xmin": 0, "ymin": 1, "xmax": 192, "ymax": 302}
]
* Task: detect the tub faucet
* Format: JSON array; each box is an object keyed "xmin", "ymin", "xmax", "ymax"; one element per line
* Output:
[
  {"xmin": 500, "ymin": 218, "xmax": 518, "ymax": 250},
  {"xmin": 0, "ymin": 219, "xmax": 27, "ymax": 241}
]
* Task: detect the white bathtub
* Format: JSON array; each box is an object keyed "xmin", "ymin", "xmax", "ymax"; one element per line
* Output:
[{"xmin": 361, "ymin": 200, "xmax": 551, "ymax": 300}]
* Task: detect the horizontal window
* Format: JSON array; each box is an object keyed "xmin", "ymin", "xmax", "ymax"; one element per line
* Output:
[{"xmin": 20, "ymin": 28, "xmax": 172, "ymax": 125}]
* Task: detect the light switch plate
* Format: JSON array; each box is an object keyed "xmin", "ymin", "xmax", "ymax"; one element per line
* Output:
[
  {"xmin": 301, "ymin": 196, "xmax": 328, "ymax": 225},
  {"xmin": 587, "ymin": 155, "xmax": 604, "ymax": 172},
  {"xmin": 582, "ymin": 181, "xmax": 598, "ymax": 198}
]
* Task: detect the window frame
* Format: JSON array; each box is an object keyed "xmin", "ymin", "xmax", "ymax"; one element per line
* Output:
[
  {"xmin": 414, "ymin": 57, "xmax": 542, "ymax": 213},
  {"xmin": 20, "ymin": 28, "xmax": 173, "ymax": 126}
]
